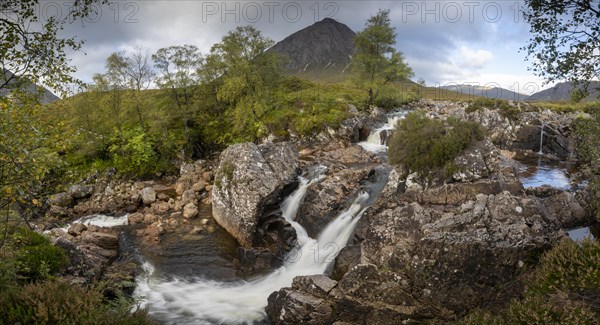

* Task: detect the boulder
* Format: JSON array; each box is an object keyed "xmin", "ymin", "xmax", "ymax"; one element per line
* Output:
[
  {"xmin": 544, "ymin": 191, "xmax": 590, "ymax": 228},
  {"xmin": 212, "ymin": 142, "xmax": 298, "ymax": 247},
  {"xmin": 141, "ymin": 187, "xmax": 156, "ymax": 205},
  {"xmin": 266, "ymin": 276, "xmax": 337, "ymax": 325},
  {"xmin": 452, "ymin": 139, "xmax": 500, "ymax": 182},
  {"xmin": 183, "ymin": 203, "xmax": 199, "ymax": 219},
  {"xmin": 68, "ymin": 185, "xmax": 93, "ymax": 199},
  {"xmin": 47, "ymin": 192, "xmax": 73, "ymax": 207}
]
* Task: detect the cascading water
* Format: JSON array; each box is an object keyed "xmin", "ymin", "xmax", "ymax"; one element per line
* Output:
[
  {"xmin": 358, "ymin": 112, "xmax": 408, "ymax": 153},
  {"xmin": 539, "ymin": 123, "xmax": 545, "ymax": 154},
  {"xmin": 133, "ymin": 167, "xmax": 372, "ymax": 324}
]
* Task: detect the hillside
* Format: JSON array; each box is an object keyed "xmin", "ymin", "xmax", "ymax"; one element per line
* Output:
[
  {"xmin": 440, "ymin": 84, "xmax": 527, "ymax": 101},
  {"xmin": 268, "ymin": 18, "xmax": 355, "ymax": 81},
  {"xmin": 527, "ymin": 81, "xmax": 600, "ymax": 102}
]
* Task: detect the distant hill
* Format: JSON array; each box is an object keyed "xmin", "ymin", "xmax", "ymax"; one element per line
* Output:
[
  {"xmin": 439, "ymin": 84, "xmax": 527, "ymax": 101},
  {"xmin": 527, "ymin": 81, "xmax": 600, "ymax": 102},
  {"xmin": 268, "ymin": 18, "xmax": 355, "ymax": 81},
  {"xmin": 1, "ymin": 69, "xmax": 60, "ymax": 104}
]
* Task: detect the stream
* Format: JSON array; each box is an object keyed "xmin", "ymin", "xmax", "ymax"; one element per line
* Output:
[{"xmin": 129, "ymin": 112, "xmax": 402, "ymax": 324}]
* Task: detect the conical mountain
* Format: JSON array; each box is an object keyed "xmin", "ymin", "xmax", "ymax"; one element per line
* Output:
[{"xmin": 269, "ymin": 18, "xmax": 355, "ymax": 77}]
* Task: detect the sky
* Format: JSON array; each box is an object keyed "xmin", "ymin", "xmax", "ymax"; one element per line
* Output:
[{"xmin": 43, "ymin": 0, "xmax": 553, "ymax": 95}]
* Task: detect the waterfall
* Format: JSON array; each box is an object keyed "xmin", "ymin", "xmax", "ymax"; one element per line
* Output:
[
  {"xmin": 133, "ymin": 169, "xmax": 371, "ymax": 324},
  {"xmin": 358, "ymin": 111, "xmax": 408, "ymax": 153},
  {"xmin": 539, "ymin": 123, "xmax": 545, "ymax": 154}
]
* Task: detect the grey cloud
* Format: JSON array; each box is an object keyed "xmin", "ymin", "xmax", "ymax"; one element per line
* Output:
[{"xmin": 46, "ymin": 1, "xmax": 531, "ymax": 85}]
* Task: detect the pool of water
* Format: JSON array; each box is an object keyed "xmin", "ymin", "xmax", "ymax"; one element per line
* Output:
[
  {"xmin": 514, "ymin": 153, "xmax": 579, "ymax": 190},
  {"xmin": 130, "ymin": 204, "xmax": 240, "ymax": 282},
  {"xmin": 567, "ymin": 225, "xmax": 599, "ymax": 241}
]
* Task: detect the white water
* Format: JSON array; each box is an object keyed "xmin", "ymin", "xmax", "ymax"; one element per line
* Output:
[
  {"xmin": 75, "ymin": 214, "xmax": 129, "ymax": 227},
  {"xmin": 539, "ymin": 123, "xmax": 545, "ymax": 154},
  {"xmin": 133, "ymin": 171, "xmax": 371, "ymax": 324},
  {"xmin": 46, "ymin": 214, "xmax": 129, "ymax": 235},
  {"xmin": 358, "ymin": 112, "xmax": 407, "ymax": 153}
]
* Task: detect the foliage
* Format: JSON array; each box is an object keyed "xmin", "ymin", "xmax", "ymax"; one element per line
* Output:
[
  {"xmin": 153, "ymin": 44, "xmax": 205, "ymax": 158},
  {"xmin": 352, "ymin": 9, "xmax": 413, "ymax": 108},
  {"xmin": 108, "ymin": 127, "xmax": 158, "ymax": 177},
  {"xmin": 0, "ymin": 280, "xmax": 156, "ymax": 325},
  {"xmin": 203, "ymin": 25, "xmax": 281, "ymax": 142},
  {"xmin": 573, "ymin": 107, "xmax": 600, "ymax": 173},
  {"xmin": 522, "ymin": 0, "xmax": 600, "ymax": 90},
  {"xmin": 11, "ymin": 227, "xmax": 69, "ymax": 282},
  {"xmin": 373, "ymin": 85, "xmax": 419, "ymax": 110},
  {"xmin": 388, "ymin": 111, "xmax": 485, "ymax": 182},
  {"xmin": 0, "ymin": 0, "xmax": 109, "ymax": 95},
  {"xmin": 571, "ymin": 87, "xmax": 591, "ymax": 103},
  {"xmin": 461, "ymin": 239, "xmax": 600, "ymax": 324}
]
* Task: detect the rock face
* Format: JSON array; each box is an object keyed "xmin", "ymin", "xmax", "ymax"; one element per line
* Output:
[
  {"xmin": 212, "ymin": 142, "xmax": 299, "ymax": 247},
  {"xmin": 266, "ymin": 134, "xmax": 578, "ymax": 323}
]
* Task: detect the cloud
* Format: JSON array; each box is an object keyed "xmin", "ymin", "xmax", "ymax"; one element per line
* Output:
[
  {"xmin": 42, "ymin": 1, "xmax": 538, "ymax": 88},
  {"xmin": 458, "ymin": 46, "xmax": 494, "ymax": 69}
]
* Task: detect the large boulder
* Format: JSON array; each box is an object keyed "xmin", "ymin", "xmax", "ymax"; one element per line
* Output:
[
  {"xmin": 452, "ymin": 139, "xmax": 500, "ymax": 182},
  {"xmin": 212, "ymin": 142, "xmax": 299, "ymax": 247}
]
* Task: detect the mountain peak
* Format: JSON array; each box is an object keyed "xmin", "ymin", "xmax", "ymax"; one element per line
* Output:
[
  {"xmin": 268, "ymin": 18, "xmax": 355, "ymax": 76},
  {"xmin": 318, "ymin": 17, "xmax": 339, "ymax": 24}
]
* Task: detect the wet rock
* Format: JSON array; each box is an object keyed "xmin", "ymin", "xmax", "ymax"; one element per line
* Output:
[
  {"xmin": 128, "ymin": 212, "xmax": 144, "ymax": 224},
  {"xmin": 68, "ymin": 223, "xmax": 87, "ymax": 236},
  {"xmin": 298, "ymin": 167, "xmax": 371, "ymax": 237},
  {"xmin": 212, "ymin": 142, "xmax": 298, "ymax": 247},
  {"xmin": 544, "ymin": 191, "xmax": 590, "ymax": 228},
  {"xmin": 80, "ymin": 231, "xmax": 119, "ymax": 251},
  {"xmin": 266, "ymin": 283, "xmax": 335, "ymax": 325},
  {"xmin": 183, "ymin": 203, "xmax": 199, "ymax": 219},
  {"xmin": 141, "ymin": 187, "xmax": 156, "ymax": 205},
  {"xmin": 69, "ymin": 184, "xmax": 93, "ymax": 199},
  {"xmin": 47, "ymin": 192, "xmax": 73, "ymax": 207}
]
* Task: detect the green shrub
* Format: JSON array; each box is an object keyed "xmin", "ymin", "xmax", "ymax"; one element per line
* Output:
[
  {"xmin": 373, "ymin": 91, "xmax": 418, "ymax": 110},
  {"xmin": 388, "ymin": 111, "xmax": 485, "ymax": 182},
  {"xmin": 0, "ymin": 280, "xmax": 156, "ymax": 325},
  {"xmin": 108, "ymin": 127, "xmax": 158, "ymax": 177},
  {"xmin": 11, "ymin": 227, "xmax": 69, "ymax": 283}
]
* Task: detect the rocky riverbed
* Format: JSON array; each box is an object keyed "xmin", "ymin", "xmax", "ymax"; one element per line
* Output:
[{"xmin": 40, "ymin": 99, "xmax": 598, "ymax": 324}]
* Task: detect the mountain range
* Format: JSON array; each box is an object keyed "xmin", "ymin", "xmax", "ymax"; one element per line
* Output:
[
  {"xmin": 527, "ymin": 81, "xmax": 600, "ymax": 102},
  {"xmin": 439, "ymin": 84, "xmax": 528, "ymax": 101}
]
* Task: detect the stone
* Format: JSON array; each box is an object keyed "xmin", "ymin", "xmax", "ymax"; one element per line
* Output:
[
  {"xmin": 183, "ymin": 203, "xmax": 199, "ymax": 219},
  {"xmin": 141, "ymin": 187, "xmax": 156, "ymax": 205},
  {"xmin": 47, "ymin": 192, "xmax": 73, "ymax": 207},
  {"xmin": 68, "ymin": 185, "xmax": 93, "ymax": 199},
  {"xmin": 128, "ymin": 212, "xmax": 144, "ymax": 224},
  {"xmin": 67, "ymin": 223, "xmax": 87, "ymax": 236},
  {"xmin": 80, "ymin": 231, "xmax": 119, "ymax": 251},
  {"xmin": 212, "ymin": 142, "xmax": 298, "ymax": 247},
  {"xmin": 452, "ymin": 139, "xmax": 500, "ymax": 182}
]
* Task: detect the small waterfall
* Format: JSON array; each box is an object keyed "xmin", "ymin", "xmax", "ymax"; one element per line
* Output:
[
  {"xmin": 133, "ymin": 169, "xmax": 371, "ymax": 324},
  {"xmin": 539, "ymin": 123, "xmax": 545, "ymax": 154},
  {"xmin": 358, "ymin": 111, "xmax": 407, "ymax": 153}
]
